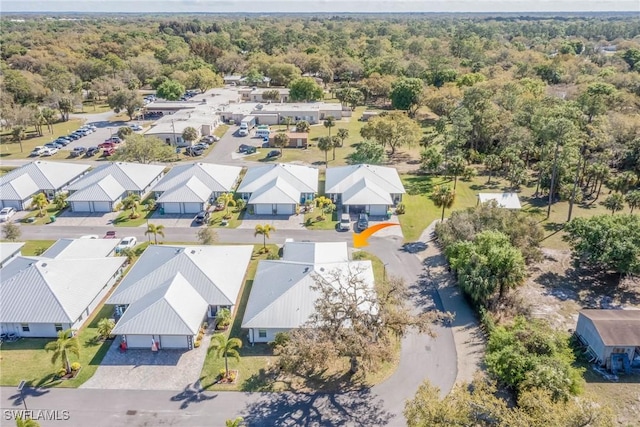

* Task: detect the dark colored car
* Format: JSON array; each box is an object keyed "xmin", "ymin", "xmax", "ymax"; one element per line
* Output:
[
  {"xmin": 66, "ymin": 133, "xmax": 80, "ymax": 140},
  {"xmin": 238, "ymin": 144, "xmax": 256, "ymax": 154},
  {"xmin": 195, "ymin": 210, "xmax": 210, "ymax": 224},
  {"xmin": 267, "ymin": 150, "xmax": 281, "ymax": 158},
  {"xmin": 70, "ymin": 147, "xmax": 86, "ymax": 157},
  {"xmin": 185, "ymin": 146, "xmax": 204, "ymax": 156},
  {"xmin": 356, "ymin": 213, "xmax": 369, "ymax": 232},
  {"xmin": 86, "ymin": 146, "xmax": 100, "ymax": 157}
]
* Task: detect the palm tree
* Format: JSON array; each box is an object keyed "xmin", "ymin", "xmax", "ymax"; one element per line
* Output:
[
  {"xmin": 254, "ymin": 224, "xmax": 276, "ymax": 251},
  {"xmin": 336, "ymin": 128, "xmax": 349, "ymax": 147},
  {"xmin": 323, "ymin": 116, "xmax": 335, "ymax": 137},
  {"xmin": 12, "ymin": 126, "xmax": 26, "ymax": 153},
  {"xmin": 30, "ymin": 193, "xmax": 48, "ymax": 217},
  {"xmin": 484, "ymin": 154, "xmax": 502, "ymax": 185},
  {"xmin": 446, "ymin": 156, "xmax": 466, "ymax": 190},
  {"xmin": 215, "ymin": 308, "xmax": 232, "ymax": 330},
  {"xmin": 625, "ymin": 190, "xmax": 640, "ymax": 213},
  {"xmin": 281, "ymin": 116, "xmax": 293, "ymax": 131},
  {"xmin": 330, "ymin": 135, "xmax": 341, "ymax": 161},
  {"xmin": 121, "ymin": 194, "xmax": 141, "ymax": 218},
  {"xmin": 44, "ymin": 329, "xmax": 80, "ymax": 374},
  {"xmin": 145, "ymin": 222, "xmax": 165, "ymax": 244},
  {"xmin": 432, "ymin": 185, "xmax": 456, "ymax": 221},
  {"xmin": 209, "ymin": 333, "xmax": 242, "ymax": 378},
  {"xmin": 317, "ymin": 136, "xmax": 332, "ymax": 166},
  {"xmin": 217, "ymin": 193, "xmax": 237, "ymax": 216},
  {"xmin": 53, "ymin": 193, "xmax": 68, "ymax": 211},
  {"xmin": 97, "ymin": 318, "xmax": 115, "ymax": 340},
  {"xmin": 225, "ymin": 417, "xmax": 245, "ymax": 427},
  {"xmin": 602, "ymin": 194, "xmax": 624, "ymax": 215},
  {"xmin": 295, "ymin": 120, "xmax": 310, "ymax": 133},
  {"xmin": 273, "ymin": 133, "xmax": 289, "ymax": 155},
  {"xmin": 16, "ymin": 417, "xmax": 41, "ymax": 427}
]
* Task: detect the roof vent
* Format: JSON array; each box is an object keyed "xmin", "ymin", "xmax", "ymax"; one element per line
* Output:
[
  {"xmin": 41, "ymin": 263, "xmax": 48, "ymax": 267},
  {"xmin": 191, "ymin": 250, "xmax": 196, "ymax": 254},
  {"xmin": 319, "ymin": 267, "xmax": 325, "ymax": 272}
]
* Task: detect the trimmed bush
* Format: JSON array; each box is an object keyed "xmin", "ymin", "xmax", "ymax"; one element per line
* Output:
[
  {"xmin": 396, "ymin": 203, "xmax": 406, "ymax": 214},
  {"xmin": 194, "ymin": 340, "xmax": 201, "ymax": 348},
  {"xmin": 57, "ymin": 368, "xmax": 67, "ymax": 378},
  {"xmin": 70, "ymin": 362, "xmax": 81, "ymax": 371}
]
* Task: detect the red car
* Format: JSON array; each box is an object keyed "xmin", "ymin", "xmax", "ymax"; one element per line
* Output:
[
  {"xmin": 103, "ymin": 147, "xmax": 116, "ymax": 156},
  {"xmin": 98, "ymin": 141, "xmax": 116, "ymax": 149},
  {"xmin": 104, "ymin": 231, "xmax": 117, "ymax": 239}
]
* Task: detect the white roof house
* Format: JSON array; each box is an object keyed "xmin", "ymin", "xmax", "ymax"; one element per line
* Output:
[
  {"xmin": 67, "ymin": 162, "xmax": 165, "ymax": 195},
  {"xmin": 0, "ymin": 242, "xmax": 25, "ymax": 268},
  {"xmin": 242, "ymin": 241, "xmax": 375, "ymax": 343},
  {"xmin": 41, "ymin": 238, "xmax": 120, "ymax": 259},
  {"xmin": 325, "ymin": 164, "xmax": 405, "ymax": 216},
  {"xmin": 478, "ymin": 193, "xmax": 522, "ymax": 209},
  {"xmin": 153, "ymin": 163, "xmax": 241, "ymax": 204},
  {"xmin": 237, "ymin": 164, "xmax": 318, "ymax": 215},
  {"xmin": 67, "ymin": 175, "xmax": 126, "ymax": 203},
  {"xmin": 0, "ymin": 161, "xmax": 90, "ymax": 210},
  {"xmin": 156, "ymin": 177, "xmax": 212, "ymax": 204}
]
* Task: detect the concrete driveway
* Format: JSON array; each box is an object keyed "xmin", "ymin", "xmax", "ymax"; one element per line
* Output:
[
  {"xmin": 147, "ymin": 211, "xmax": 201, "ymax": 227},
  {"xmin": 51, "ymin": 210, "xmax": 119, "ymax": 227},
  {"xmin": 238, "ymin": 213, "xmax": 306, "ymax": 230}
]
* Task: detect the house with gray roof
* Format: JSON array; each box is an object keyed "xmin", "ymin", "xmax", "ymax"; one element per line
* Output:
[
  {"xmin": 0, "ymin": 242, "xmax": 126, "ymax": 338},
  {"xmin": 107, "ymin": 245, "xmax": 252, "ymax": 349},
  {"xmin": 0, "ymin": 242, "xmax": 25, "ymax": 268},
  {"xmin": 0, "ymin": 161, "xmax": 90, "ymax": 210},
  {"xmin": 41, "ymin": 238, "xmax": 120, "ymax": 259},
  {"xmin": 237, "ymin": 163, "xmax": 318, "ymax": 215},
  {"xmin": 241, "ymin": 241, "xmax": 374, "ymax": 344},
  {"xmin": 325, "ymin": 164, "xmax": 405, "ymax": 217},
  {"xmin": 153, "ymin": 163, "xmax": 242, "ymax": 214},
  {"xmin": 67, "ymin": 162, "xmax": 164, "ymax": 212}
]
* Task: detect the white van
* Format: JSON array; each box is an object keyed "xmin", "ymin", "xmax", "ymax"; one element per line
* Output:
[
  {"xmin": 238, "ymin": 128, "xmax": 249, "ymax": 137},
  {"xmin": 256, "ymin": 129, "xmax": 271, "ymax": 138}
]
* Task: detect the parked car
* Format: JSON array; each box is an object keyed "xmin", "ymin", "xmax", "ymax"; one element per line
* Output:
[
  {"xmin": 339, "ymin": 213, "xmax": 351, "ymax": 231},
  {"xmin": 45, "ymin": 142, "xmax": 64, "ymax": 149},
  {"xmin": 30, "ymin": 146, "xmax": 45, "ymax": 157},
  {"xmin": 129, "ymin": 124, "xmax": 143, "ymax": 131},
  {"xmin": 103, "ymin": 136, "xmax": 121, "ymax": 144},
  {"xmin": 356, "ymin": 213, "xmax": 369, "ymax": 232},
  {"xmin": 0, "ymin": 207, "xmax": 16, "ymax": 222},
  {"xmin": 98, "ymin": 141, "xmax": 116, "ymax": 149},
  {"xmin": 66, "ymin": 133, "xmax": 80, "ymax": 140},
  {"xmin": 195, "ymin": 210, "xmax": 210, "ymax": 224},
  {"xmin": 103, "ymin": 147, "xmax": 116, "ymax": 156},
  {"xmin": 70, "ymin": 147, "xmax": 87, "ymax": 157},
  {"xmin": 104, "ymin": 230, "xmax": 117, "ymax": 239},
  {"xmin": 116, "ymin": 236, "xmax": 137, "ymax": 251},
  {"xmin": 41, "ymin": 147, "xmax": 59, "ymax": 156},
  {"xmin": 185, "ymin": 146, "xmax": 204, "ymax": 156},
  {"xmin": 86, "ymin": 125, "xmax": 97, "ymax": 131},
  {"xmin": 266, "ymin": 150, "xmax": 281, "ymax": 158},
  {"xmin": 80, "ymin": 234, "xmax": 100, "ymax": 239},
  {"xmin": 85, "ymin": 146, "xmax": 100, "ymax": 157}
]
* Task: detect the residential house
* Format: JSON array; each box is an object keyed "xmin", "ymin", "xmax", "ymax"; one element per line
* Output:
[
  {"xmin": 242, "ymin": 241, "xmax": 375, "ymax": 344},
  {"xmin": 108, "ymin": 245, "xmax": 253, "ymax": 349},
  {"xmin": 153, "ymin": 163, "xmax": 242, "ymax": 214},
  {"xmin": 238, "ymin": 87, "xmax": 289, "ymax": 103},
  {"xmin": 269, "ymin": 131, "xmax": 308, "ymax": 149},
  {"xmin": 325, "ymin": 164, "xmax": 406, "ymax": 216},
  {"xmin": 236, "ymin": 164, "xmax": 318, "ymax": 215},
  {"xmin": 0, "ymin": 242, "xmax": 25, "ymax": 268},
  {"xmin": 0, "ymin": 161, "xmax": 90, "ymax": 210},
  {"xmin": 0, "ymin": 239, "xmax": 126, "ymax": 337},
  {"xmin": 477, "ymin": 193, "xmax": 522, "ymax": 209}
]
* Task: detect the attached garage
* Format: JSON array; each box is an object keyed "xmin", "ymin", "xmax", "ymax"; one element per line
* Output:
[
  {"xmin": 71, "ymin": 201, "xmax": 113, "ymax": 213},
  {"xmin": 93, "ymin": 201, "xmax": 113, "ymax": 212},
  {"xmin": 0, "ymin": 199, "xmax": 27, "ymax": 211},
  {"xmin": 160, "ymin": 335, "xmax": 191, "ymax": 349},
  {"xmin": 71, "ymin": 201, "xmax": 91, "ymax": 212},
  {"xmin": 369, "ymin": 205, "xmax": 388, "ymax": 216},
  {"xmin": 120, "ymin": 334, "xmax": 191, "ymax": 349},
  {"xmin": 123, "ymin": 334, "xmax": 155, "ymax": 349},
  {"xmin": 276, "ymin": 204, "xmax": 295, "ymax": 215},
  {"xmin": 254, "ymin": 204, "xmax": 273, "ymax": 215},
  {"xmin": 162, "ymin": 202, "xmax": 204, "ymax": 214}
]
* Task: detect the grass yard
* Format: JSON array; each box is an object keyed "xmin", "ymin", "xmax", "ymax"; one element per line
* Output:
[
  {"xmin": 73, "ymin": 102, "xmax": 112, "ymax": 114},
  {"xmin": 19, "ymin": 240, "xmax": 56, "ymax": 256},
  {"xmin": 0, "ymin": 166, "xmax": 17, "ymax": 176},
  {"xmin": 583, "ymin": 369, "xmax": 640, "ymax": 426},
  {"xmin": 0, "ymin": 304, "xmax": 115, "ymax": 388},
  {"xmin": 0, "ymin": 119, "xmax": 83, "ymax": 159},
  {"xmin": 304, "ymin": 209, "xmax": 339, "ymax": 230},
  {"xmin": 214, "ymin": 124, "xmax": 230, "ymax": 138},
  {"xmin": 21, "ymin": 203, "xmax": 67, "ymax": 225},
  {"xmin": 208, "ymin": 207, "xmax": 243, "ymax": 228},
  {"xmin": 113, "ymin": 204, "xmax": 153, "ymax": 227}
]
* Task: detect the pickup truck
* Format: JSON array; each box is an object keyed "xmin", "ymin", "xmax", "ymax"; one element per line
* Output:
[{"xmin": 104, "ymin": 231, "xmax": 117, "ymax": 239}]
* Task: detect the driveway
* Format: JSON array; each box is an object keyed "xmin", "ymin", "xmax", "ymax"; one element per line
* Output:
[
  {"xmin": 81, "ymin": 332, "xmax": 212, "ymax": 391},
  {"xmin": 146, "ymin": 211, "xmax": 200, "ymax": 228},
  {"xmin": 238, "ymin": 213, "xmax": 306, "ymax": 230},
  {"xmin": 51, "ymin": 211, "xmax": 119, "ymax": 227}
]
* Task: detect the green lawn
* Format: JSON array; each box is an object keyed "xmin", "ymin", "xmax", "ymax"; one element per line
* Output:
[
  {"xmin": 21, "ymin": 203, "xmax": 67, "ymax": 225},
  {"xmin": 73, "ymin": 102, "xmax": 112, "ymax": 114},
  {"xmin": 113, "ymin": 204, "xmax": 154, "ymax": 227},
  {"xmin": 0, "ymin": 304, "xmax": 115, "ymax": 388},
  {"xmin": 0, "ymin": 166, "xmax": 17, "ymax": 176},
  {"xmin": 208, "ymin": 207, "xmax": 243, "ymax": 228},
  {"xmin": 214, "ymin": 124, "xmax": 230, "ymax": 138},
  {"xmin": 0, "ymin": 119, "xmax": 83, "ymax": 159},
  {"xmin": 20, "ymin": 240, "xmax": 56, "ymax": 256},
  {"xmin": 304, "ymin": 209, "xmax": 339, "ymax": 230}
]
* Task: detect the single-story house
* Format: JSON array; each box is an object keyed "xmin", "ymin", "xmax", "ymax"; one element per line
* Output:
[
  {"xmin": 575, "ymin": 309, "xmax": 640, "ymax": 371},
  {"xmin": 67, "ymin": 162, "xmax": 165, "ymax": 212},
  {"xmin": 144, "ymin": 107, "xmax": 220, "ymax": 147},
  {"xmin": 325, "ymin": 164, "xmax": 406, "ymax": 216},
  {"xmin": 0, "ymin": 242, "xmax": 25, "ymax": 268},
  {"xmin": 242, "ymin": 241, "xmax": 374, "ymax": 344},
  {"xmin": 236, "ymin": 163, "xmax": 318, "ymax": 215},
  {"xmin": 252, "ymin": 102, "xmax": 348, "ymax": 125},
  {"xmin": 269, "ymin": 131, "xmax": 308, "ymax": 149},
  {"xmin": 153, "ymin": 163, "xmax": 242, "ymax": 214},
  {"xmin": 107, "ymin": 245, "xmax": 253, "ymax": 349},
  {"xmin": 238, "ymin": 87, "xmax": 290, "ymax": 103},
  {"xmin": 478, "ymin": 193, "xmax": 522, "ymax": 209},
  {"xmin": 0, "ymin": 239, "xmax": 127, "ymax": 337},
  {"xmin": 0, "ymin": 161, "xmax": 90, "ymax": 210},
  {"xmin": 41, "ymin": 238, "xmax": 120, "ymax": 259},
  {"xmin": 223, "ymin": 75, "xmax": 244, "ymax": 85}
]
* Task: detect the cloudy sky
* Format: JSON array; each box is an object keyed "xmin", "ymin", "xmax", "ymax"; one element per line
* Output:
[{"xmin": 2, "ymin": 0, "xmax": 638, "ymax": 13}]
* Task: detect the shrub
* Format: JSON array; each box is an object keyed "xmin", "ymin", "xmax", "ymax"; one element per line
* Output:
[
  {"xmin": 351, "ymin": 251, "xmax": 367, "ymax": 260},
  {"xmin": 266, "ymin": 250, "xmax": 280, "ymax": 260},
  {"xmin": 228, "ymin": 371, "xmax": 237, "ymax": 381},
  {"xmin": 395, "ymin": 203, "xmax": 406, "ymax": 214},
  {"xmin": 194, "ymin": 340, "xmax": 201, "ymax": 348},
  {"xmin": 57, "ymin": 368, "xmax": 67, "ymax": 378},
  {"xmin": 218, "ymin": 368, "xmax": 227, "ymax": 378},
  {"xmin": 462, "ymin": 167, "xmax": 477, "ymax": 181},
  {"xmin": 71, "ymin": 362, "xmax": 81, "ymax": 371}
]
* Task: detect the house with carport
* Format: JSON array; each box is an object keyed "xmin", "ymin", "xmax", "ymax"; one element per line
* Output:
[
  {"xmin": 153, "ymin": 163, "xmax": 242, "ymax": 214},
  {"xmin": 0, "ymin": 161, "xmax": 90, "ymax": 210},
  {"xmin": 242, "ymin": 240, "xmax": 375, "ymax": 344},
  {"xmin": 325, "ymin": 164, "xmax": 406, "ymax": 216},
  {"xmin": 66, "ymin": 162, "xmax": 164, "ymax": 213},
  {"xmin": 107, "ymin": 245, "xmax": 253, "ymax": 349},
  {"xmin": 0, "ymin": 238, "xmax": 126, "ymax": 337},
  {"xmin": 236, "ymin": 163, "xmax": 318, "ymax": 215}
]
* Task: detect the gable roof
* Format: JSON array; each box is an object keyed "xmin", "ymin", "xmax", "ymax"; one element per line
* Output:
[
  {"xmin": 112, "ymin": 273, "xmax": 208, "ymax": 336},
  {"xmin": 67, "ymin": 162, "xmax": 164, "ymax": 193},
  {"xmin": 248, "ymin": 176, "xmax": 300, "ymax": 205},
  {"xmin": 341, "ymin": 177, "xmax": 393, "ymax": 205},
  {"xmin": 0, "ymin": 161, "xmax": 90, "ymax": 192},
  {"xmin": 237, "ymin": 163, "xmax": 318, "ymax": 197},
  {"xmin": 579, "ymin": 309, "xmax": 640, "ymax": 346},
  {"xmin": 67, "ymin": 175, "xmax": 126, "ymax": 202},
  {"xmin": 325, "ymin": 164, "xmax": 405, "ymax": 197},
  {"xmin": 153, "ymin": 163, "xmax": 241, "ymax": 195},
  {"xmin": 0, "ymin": 173, "xmax": 40, "ymax": 201},
  {"xmin": 0, "ymin": 256, "xmax": 126, "ymax": 323},
  {"xmin": 41, "ymin": 238, "xmax": 119, "ymax": 259},
  {"xmin": 108, "ymin": 245, "xmax": 253, "ymax": 307},
  {"xmin": 156, "ymin": 176, "xmax": 212, "ymax": 203},
  {"xmin": 478, "ymin": 193, "xmax": 522, "ymax": 209},
  {"xmin": 0, "ymin": 242, "xmax": 25, "ymax": 266},
  {"xmin": 282, "ymin": 241, "xmax": 349, "ymax": 264}
]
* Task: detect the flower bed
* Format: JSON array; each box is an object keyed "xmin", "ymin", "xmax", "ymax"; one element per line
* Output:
[{"xmin": 216, "ymin": 369, "xmax": 238, "ymax": 384}]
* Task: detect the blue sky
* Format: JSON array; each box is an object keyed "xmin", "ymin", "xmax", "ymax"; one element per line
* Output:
[{"xmin": 2, "ymin": 0, "xmax": 638, "ymax": 13}]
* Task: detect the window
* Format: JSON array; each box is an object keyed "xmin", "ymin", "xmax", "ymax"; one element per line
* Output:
[
  {"xmin": 54, "ymin": 324, "xmax": 63, "ymax": 332},
  {"xmin": 258, "ymin": 329, "xmax": 267, "ymax": 338},
  {"xmin": 21, "ymin": 323, "xmax": 30, "ymax": 332}
]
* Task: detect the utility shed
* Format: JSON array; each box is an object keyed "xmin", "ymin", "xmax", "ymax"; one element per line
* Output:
[
  {"xmin": 575, "ymin": 309, "xmax": 640, "ymax": 371},
  {"xmin": 477, "ymin": 193, "xmax": 522, "ymax": 209}
]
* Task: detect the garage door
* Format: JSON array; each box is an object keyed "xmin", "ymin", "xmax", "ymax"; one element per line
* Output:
[
  {"xmin": 369, "ymin": 205, "xmax": 388, "ymax": 216},
  {"xmin": 93, "ymin": 201, "xmax": 112, "ymax": 212},
  {"xmin": 162, "ymin": 203, "xmax": 182, "ymax": 214},
  {"xmin": 276, "ymin": 204, "xmax": 294, "ymax": 215},
  {"xmin": 0, "ymin": 200, "xmax": 23, "ymax": 211},
  {"xmin": 124, "ymin": 334, "xmax": 154, "ymax": 349},
  {"xmin": 72, "ymin": 201, "xmax": 91, "ymax": 212},
  {"xmin": 254, "ymin": 204, "xmax": 272, "ymax": 215},
  {"xmin": 183, "ymin": 202, "xmax": 202, "ymax": 214},
  {"xmin": 160, "ymin": 335, "xmax": 188, "ymax": 349}
]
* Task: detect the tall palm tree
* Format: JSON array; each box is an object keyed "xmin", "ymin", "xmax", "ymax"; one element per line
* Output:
[
  {"xmin": 602, "ymin": 194, "xmax": 624, "ymax": 215},
  {"xmin": 254, "ymin": 224, "xmax": 276, "ymax": 251},
  {"xmin": 209, "ymin": 333, "xmax": 242, "ymax": 378},
  {"xmin": 323, "ymin": 116, "xmax": 335, "ymax": 137},
  {"xmin": 217, "ymin": 193, "xmax": 237, "ymax": 216},
  {"xmin": 30, "ymin": 193, "xmax": 48, "ymax": 217},
  {"xmin": 145, "ymin": 222, "xmax": 165, "ymax": 244},
  {"xmin": 446, "ymin": 156, "xmax": 466, "ymax": 190},
  {"xmin": 12, "ymin": 126, "xmax": 26, "ymax": 153},
  {"xmin": 273, "ymin": 133, "xmax": 289, "ymax": 156},
  {"xmin": 317, "ymin": 136, "xmax": 332, "ymax": 166},
  {"xmin": 97, "ymin": 318, "xmax": 115, "ymax": 340},
  {"xmin": 336, "ymin": 128, "xmax": 349, "ymax": 147},
  {"xmin": 121, "ymin": 194, "xmax": 141, "ymax": 218},
  {"xmin": 281, "ymin": 116, "xmax": 293, "ymax": 131},
  {"xmin": 44, "ymin": 329, "xmax": 80, "ymax": 374},
  {"xmin": 625, "ymin": 190, "xmax": 640, "ymax": 214},
  {"xmin": 432, "ymin": 185, "xmax": 456, "ymax": 221}
]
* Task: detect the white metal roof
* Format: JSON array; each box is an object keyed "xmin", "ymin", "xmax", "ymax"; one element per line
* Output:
[
  {"xmin": 67, "ymin": 162, "xmax": 164, "ymax": 193},
  {"xmin": 282, "ymin": 241, "xmax": 349, "ymax": 264},
  {"xmin": 0, "ymin": 173, "xmax": 40, "ymax": 201},
  {"xmin": 67, "ymin": 175, "xmax": 126, "ymax": 202},
  {"xmin": 237, "ymin": 164, "xmax": 318, "ymax": 202},
  {"xmin": 0, "ymin": 242, "xmax": 25, "ymax": 266},
  {"xmin": 341, "ymin": 177, "xmax": 393, "ymax": 206},
  {"xmin": 478, "ymin": 193, "xmax": 522, "ymax": 209},
  {"xmin": 0, "ymin": 256, "xmax": 126, "ymax": 323},
  {"xmin": 108, "ymin": 245, "xmax": 253, "ymax": 307},
  {"xmin": 325, "ymin": 165, "xmax": 405, "ymax": 201},
  {"xmin": 153, "ymin": 163, "xmax": 241, "ymax": 194},
  {"xmin": 112, "ymin": 273, "xmax": 208, "ymax": 336},
  {"xmin": 156, "ymin": 176, "xmax": 211, "ymax": 203},
  {"xmin": 248, "ymin": 176, "xmax": 300, "ymax": 205},
  {"xmin": 0, "ymin": 161, "xmax": 90, "ymax": 192},
  {"xmin": 41, "ymin": 238, "xmax": 119, "ymax": 259}
]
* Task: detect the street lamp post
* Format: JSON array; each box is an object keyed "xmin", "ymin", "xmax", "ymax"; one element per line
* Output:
[
  {"xmin": 17, "ymin": 380, "xmax": 27, "ymax": 410},
  {"xmin": 383, "ymin": 263, "xmax": 389, "ymax": 280}
]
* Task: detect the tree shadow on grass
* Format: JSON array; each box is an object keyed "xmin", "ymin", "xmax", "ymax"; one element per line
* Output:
[{"xmin": 403, "ymin": 176, "xmax": 436, "ymax": 196}]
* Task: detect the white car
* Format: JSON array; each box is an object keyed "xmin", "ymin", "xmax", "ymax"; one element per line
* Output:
[
  {"xmin": 129, "ymin": 124, "xmax": 143, "ymax": 131},
  {"xmin": 0, "ymin": 207, "xmax": 16, "ymax": 222},
  {"xmin": 41, "ymin": 147, "xmax": 58, "ymax": 156},
  {"xmin": 79, "ymin": 234, "xmax": 100, "ymax": 239},
  {"xmin": 116, "ymin": 236, "xmax": 137, "ymax": 251},
  {"xmin": 30, "ymin": 146, "xmax": 45, "ymax": 157}
]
